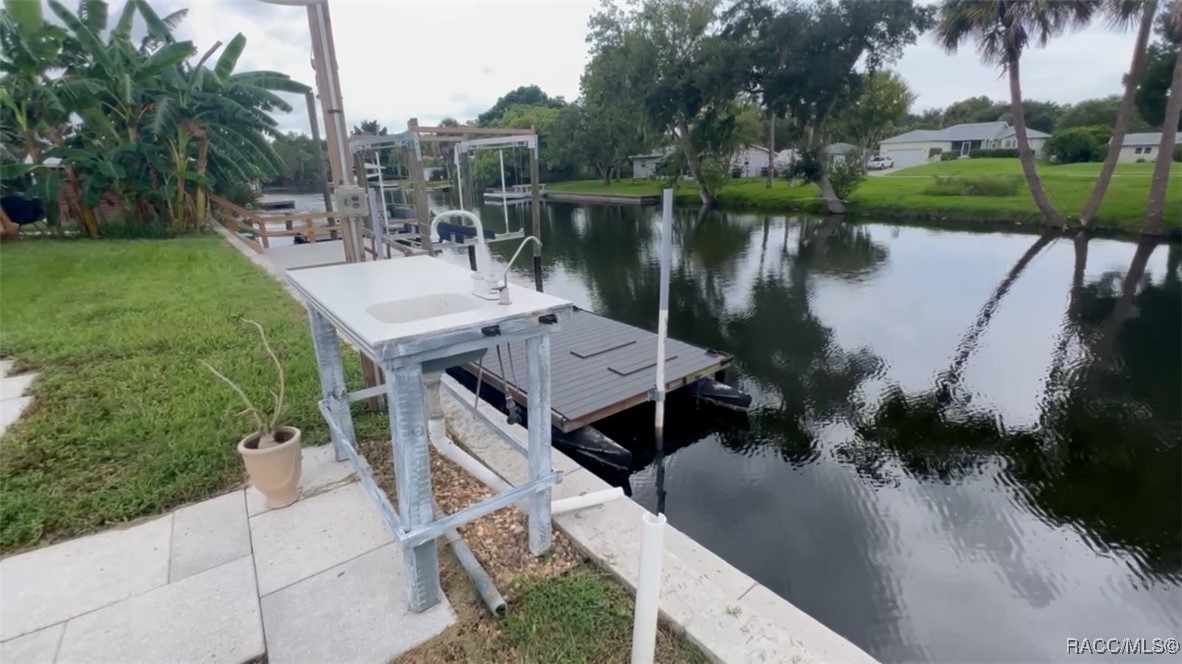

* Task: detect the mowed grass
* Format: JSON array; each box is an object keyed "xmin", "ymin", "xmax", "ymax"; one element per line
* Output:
[
  {"xmin": 0, "ymin": 236, "xmax": 384, "ymax": 551},
  {"xmin": 399, "ymin": 564, "xmax": 709, "ymax": 664},
  {"xmin": 549, "ymin": 159, "xmax": 1180, "ymax": 231}
]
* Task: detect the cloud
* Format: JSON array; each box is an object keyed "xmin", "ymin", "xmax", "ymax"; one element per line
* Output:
[{"xmin": 43, "ymin": 1, "xmax": 1142, "ymax": 135}]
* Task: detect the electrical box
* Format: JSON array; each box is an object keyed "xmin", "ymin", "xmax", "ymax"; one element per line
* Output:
[{"xmin": 333, "ymin": 185, "xmax": 369, "ymax": 217}]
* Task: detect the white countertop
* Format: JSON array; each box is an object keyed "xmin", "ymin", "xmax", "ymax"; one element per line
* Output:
[{"xmin": 287, "ymin": 256, "xmax": 572, "ymax": 350}]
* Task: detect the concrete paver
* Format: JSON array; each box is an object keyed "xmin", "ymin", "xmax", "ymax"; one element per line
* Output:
[
  {"xmin": 246, "ymin": 443, "xmax": 355, "ymax": 517},
  {"xmin": 0, "ymin": 372, "xmax": 36, "ymax": 400},
  {"xmin": 250, "ymin": 482, "xmax": 393, "ymax": 595},
  {"xmin": 0, "ymin": 395, "xmax": 33, "ymax": 435},
  {"xmin": 169, "ymin": 491, "xmax": 251, "ymax": 582},
  {"xmin": 0, "ymin": 515, "xmax": 171, "ymax": 641},
  {"xmin": 55, "ymin": 556, "xmax": 264, "ymax": 664},
  {"xmin": 0, "ymin": 624, "xmax": 64, "ymax": 663},
  {"xmin": 261, "ymin": 544, "xmax": 453, "ymax": 664}
]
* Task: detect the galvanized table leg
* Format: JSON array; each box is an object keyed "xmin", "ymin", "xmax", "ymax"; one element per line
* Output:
[
  {"xmin": 385, "ymin": 362, "xmax": 440, "ymax": 611},
  {"xmin": 525, "ymin": 334, "xmax": 553, "ymax": 556},
  {"xmin": 308, "ymin": 308, "xmax": 355, "ymax": 461}
]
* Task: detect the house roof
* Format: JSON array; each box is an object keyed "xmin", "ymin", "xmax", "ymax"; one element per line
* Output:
[
  {"xmin": 1121, "ymin": 132, "xmax": 1181, "ymax": 147},
  {"xmin": 882, "ymin": 121, "xmax": 1011, "ymax": 144},
  {"xmin": 996, "ymin": 126, "xmax": 1051, "ymax": 140},
  {"xmin": 824, "ymin": 142, "xmax": 858, "ymax": 154}
]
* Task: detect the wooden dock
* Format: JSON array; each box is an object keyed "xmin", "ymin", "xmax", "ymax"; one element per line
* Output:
[
  {"xmin": 462, "ymin": 308, "xmax": 730, "ymax": 432},
  {"xmin": 543, "ymin": 192, "xmax": 660, "ymax": 206}
]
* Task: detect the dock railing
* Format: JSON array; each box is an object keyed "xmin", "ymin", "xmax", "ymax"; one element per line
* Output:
[{"xmin": 210, "ymin": 195, "xmax": 341, "ymax": 252}]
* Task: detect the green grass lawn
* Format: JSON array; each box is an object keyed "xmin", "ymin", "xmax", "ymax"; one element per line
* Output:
[
  {"xmin": 399, "ymin": 564, "xmax": 708, "ymax": 664},
  {"xmin": 548, "ymin": 159, "xmax": 1180, "ymax": 231},
  {"xmin": 0, "ymin": 236, "xmax": 384, "ymax": 551}
]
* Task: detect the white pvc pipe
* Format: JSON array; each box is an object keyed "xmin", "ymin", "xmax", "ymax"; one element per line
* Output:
[
  {"xmin": 498, "ymin": 149, "xmax": 511, "ymax": 231},
  {"xmin": 630, "ymin": 511, "xmax": 666, "ymax": 664},
  {"xmin": 552, "ymin": 487, "xmax": 624, "ymax": 515},
  {"xmin": 426, "ymin": 374, "xmax": 624, "ymax": 514}
]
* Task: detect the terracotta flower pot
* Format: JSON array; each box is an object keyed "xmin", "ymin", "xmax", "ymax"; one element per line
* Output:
[{"xmin": 238, "ymin": 426, "xmax": 302, "ymax": 509}]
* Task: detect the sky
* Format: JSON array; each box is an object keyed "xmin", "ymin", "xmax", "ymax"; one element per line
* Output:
[{"xmin": 143, "ymin": 1, "xmax": 1142, "ymax": 136}]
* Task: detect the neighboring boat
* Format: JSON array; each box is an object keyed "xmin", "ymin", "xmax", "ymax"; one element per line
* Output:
[{"xmin": 553, "ymin": 426, "xmax": 632, "ymax": 472}]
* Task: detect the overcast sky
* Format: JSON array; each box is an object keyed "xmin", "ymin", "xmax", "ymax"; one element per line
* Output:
[{"xmin": 150, "ymin": 0, "xmax": 1140, "ymax": 135}]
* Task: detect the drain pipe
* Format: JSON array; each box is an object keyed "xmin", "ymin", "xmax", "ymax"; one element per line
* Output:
[
  {"xmin": 425, "ymin": 373, "xmax": 512, "ymax": 494},
  {"xmin": 437, "ymin": 502, "xmax": 507, "ymax": 616},
  {"xmin": 553, "ymin": 488, "xmax": 624, "ymax": 514},
  {"xmin": 426, "ymin": 374, "xmax": 625, "ymax": 512}
]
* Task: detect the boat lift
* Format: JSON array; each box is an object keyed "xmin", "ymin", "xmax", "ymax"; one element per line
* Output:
[{"xmin": 348, "ymin": 121, "xmax": 545, "ymax": 289}]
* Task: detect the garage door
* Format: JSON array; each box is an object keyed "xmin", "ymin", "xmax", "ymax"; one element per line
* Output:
[{"xmin": 883, "ymin": 148, "xmax": 927, "ymax": 168}]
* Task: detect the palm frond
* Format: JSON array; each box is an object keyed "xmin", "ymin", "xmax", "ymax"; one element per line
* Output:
[
  {"xmin": 111, "ymin": 0, "xmax": 135, "ymax": 43},
  {"xmin": 213, "ymin": 32, "xmax": 245, "ymax": 85},
  {"xmin": 76, "ymin": 0, "xmax": 108, "ymax": 34}
]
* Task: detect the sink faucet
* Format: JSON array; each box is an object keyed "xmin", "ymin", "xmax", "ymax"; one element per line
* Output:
[
  {"xmin": 429, "ymin": 210, "xmax": 498, "ymax": 300},
  {"xmin": 496, "ymin": 236, "xmax": 542, "ymax": 305}
]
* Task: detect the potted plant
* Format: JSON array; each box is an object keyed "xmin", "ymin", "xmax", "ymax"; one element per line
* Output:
[{"xmin": 203, "ymin": 319, "xmax": 302, "ymax": 508}]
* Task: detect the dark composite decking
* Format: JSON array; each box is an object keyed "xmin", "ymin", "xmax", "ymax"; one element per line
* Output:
[{"xmin": 463, "ymin": 309, "xmax": 730, "ymax": 432}]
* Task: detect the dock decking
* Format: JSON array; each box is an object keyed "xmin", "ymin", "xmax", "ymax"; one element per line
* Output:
[{"xmin": 462, "ymin": 309, "xmax": 730, "ymax": 432}]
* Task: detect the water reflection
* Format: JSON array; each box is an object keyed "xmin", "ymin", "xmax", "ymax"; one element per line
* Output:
[
  {"xmin": 467, "ymin": 200, "xmax": 1182, "ymax": 662},
  {"xmin": 281, "ymin": 192, "xmax": 1182, "ymax": 661}
]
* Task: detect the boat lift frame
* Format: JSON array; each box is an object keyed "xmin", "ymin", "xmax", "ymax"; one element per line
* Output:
[{"xmin": 348, "ymin": 121, "xmax": 545, "ymax": 289}]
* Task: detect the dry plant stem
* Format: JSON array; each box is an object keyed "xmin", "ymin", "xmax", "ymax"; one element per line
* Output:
[{"xmin": 200, "ymin": 319, "xmax": 287, "ymax": 450}]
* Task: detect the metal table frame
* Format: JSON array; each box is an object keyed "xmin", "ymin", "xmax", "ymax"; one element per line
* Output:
[{"xmin": 305, "ymin": 300, "xmax": 568, "ymax": 612}]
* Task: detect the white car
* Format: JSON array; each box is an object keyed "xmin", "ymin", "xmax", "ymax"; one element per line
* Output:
[{"xmin": 867, "ymin": 156, "xmax": 894, "ymax": 170}]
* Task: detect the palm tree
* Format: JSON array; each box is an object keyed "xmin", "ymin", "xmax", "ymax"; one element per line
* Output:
[
  {"xmin": 1143, "ymin": 1, "xmax": 1182, "ymax": 235},
  {"xmin": 1081, "ymin": 0, "xmax": 1159, "ymax": 226},
  {"xmin": 937, "ymin": 0, "xmax": 1096, "ymax": 228}
]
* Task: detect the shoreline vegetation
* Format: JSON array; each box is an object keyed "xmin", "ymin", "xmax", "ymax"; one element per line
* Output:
[{"xmin": 545, "ymin": 159, "xmax": 1181, "ymax": 235}]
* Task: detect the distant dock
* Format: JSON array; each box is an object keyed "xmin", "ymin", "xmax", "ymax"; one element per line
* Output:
[
  {"xmin": 259, "ymin": 200, "xmax": 296, "ymax": 211},
  {"xmin": 543, "ymin": 191, "xmax": 660, "ymax": 206}
]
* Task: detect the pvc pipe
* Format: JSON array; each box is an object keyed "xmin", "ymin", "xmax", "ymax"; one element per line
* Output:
[
  {"xmin": 429, "ymin": 375, "xmax": 623, "ymax": 515},
  {"xmin": 499, "ymin": 150, "xmax": 511, "ymax": 231},
  {"xmin": 438, "ymin": 503, "xmax": 507, "ymax": 616},
  {"xmin": 552, "ymin": 487, "xmax": 624, "ymax": 514},
  {"xmin": 630, "ymin": 511, "xmax": 667, "ymax": 664},
  {"xmin": 425, "ymin": 373, "xmax": 512, "ymax": 493}
]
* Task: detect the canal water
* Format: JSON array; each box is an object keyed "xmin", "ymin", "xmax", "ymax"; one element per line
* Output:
[{"xmin": 268, "ymin": 192, "xmax": 1181, "ymax": 662}]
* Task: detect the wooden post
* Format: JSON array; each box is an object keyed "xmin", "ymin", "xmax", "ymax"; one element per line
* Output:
[
  {"xmin": 305, "ymin": 90, "xmax": 333, "ymax": 218},
  {"xmin": 529, "ymin": 128, "xmax": 543, "ymax": 292},
  {"xmin": 407, "ymin": 118, "xmax": 433, "ymax": 252}
]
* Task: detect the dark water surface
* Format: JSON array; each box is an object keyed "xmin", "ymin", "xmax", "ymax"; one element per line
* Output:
[{"xmin": 279, "ymin": 192, "xmax": 1182, "ymax": 662}]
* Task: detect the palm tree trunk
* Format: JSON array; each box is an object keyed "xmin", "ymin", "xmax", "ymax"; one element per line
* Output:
[
  {"xmin": 1081, "ymin": 4, "xmax": 1156, "ymax": 225},
  {"xmin": 1008, "ymin": 55, "xmax": 1064, "ymax": 227},
  {"xmin": 1143, "ymin": 45, "xmax": 1182, "ymax": 236},
  {"xmin": 1100, "ymin": 238, "xmax": 1157, "ymax": 363},
  {"xmin": 939, "ymin": 229, "xmax": 1058, "ymax": 401},
  {"xmin": 766, "ymin": 110, "xmax": 775, "ymax": 189}
]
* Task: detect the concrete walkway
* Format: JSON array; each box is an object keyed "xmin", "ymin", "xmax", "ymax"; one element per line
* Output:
[
  {"xmin": 0, "ymin": 446, "xmax": 453, "ymax": 663},
  {"xmin": 0, "ymin": 360, "xmax": 37, "ymax": 437}
]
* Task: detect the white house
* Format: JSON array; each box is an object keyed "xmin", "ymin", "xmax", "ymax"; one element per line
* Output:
[
  {"xmin": 730, "ymin": 145, "xmax": 773, "ymax": 177},
  {"xmin": 629, "ymin": 148, "xmax": 673, "ymax": 179},
  {"xmin": 1116, "ymin": 132, "xmax": 1181, "ymax": 163},
  {"xmin": 823, "ymin": 142, "xmax": 858, "ymax": 166},
  {"xmin": 879, "ymin": 121, "xmax": 1051, "ymax": 167}
]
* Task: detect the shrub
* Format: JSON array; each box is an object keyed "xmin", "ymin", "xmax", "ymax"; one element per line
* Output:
[
  {"xmin": 968, "ymin": 148, "xmax": 1020, "ymax": 159},
  {"xmin": 1046, "ymin": 125, "xmax": 1111, "ymax": 163},
  {"xmin": 784, "ymin": 150, "xmax": 822, "ymax": 183},
  {"xmin": 923, "ymin": 175, "xmax": 1021, "ymax": 197},
  {"xmin": 940, "ymin": 152, "xmax": 960, "ymax": 162},
  {"xmin": 827, "ymin": 158, "xmax": 866, "ymax": 200},
  {"xmin": 1174, "ymin": 146, "xmax": 1181, "ymax": 162},
  {"xmin": 927, "ymin": 147, "xmax": 943, "ymax": 160}
]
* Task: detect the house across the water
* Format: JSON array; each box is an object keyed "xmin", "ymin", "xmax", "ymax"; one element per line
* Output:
[
  {"xmin": 879, "ymin": 121, "xmax": 1051, "ymax": 167},
  {"xmin": 1115, "ymin": 132, "xmax": 1181, "ymax": 163}
]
